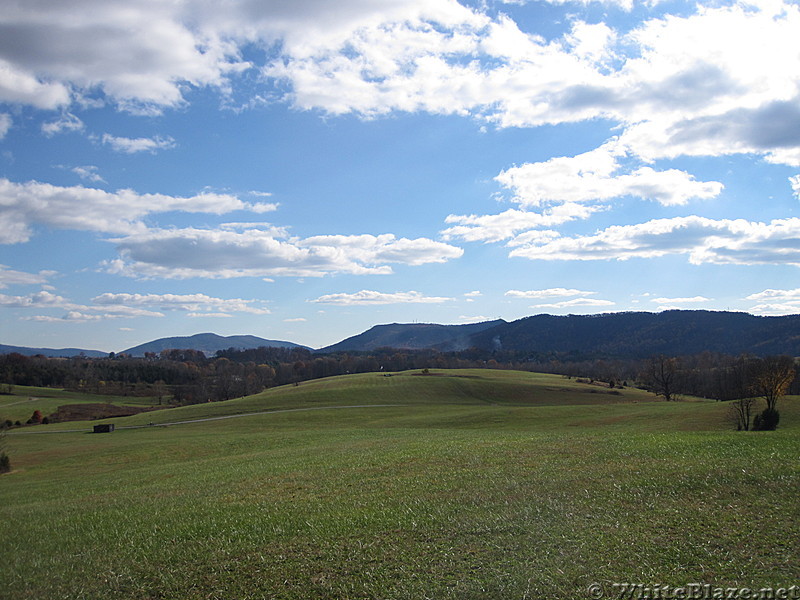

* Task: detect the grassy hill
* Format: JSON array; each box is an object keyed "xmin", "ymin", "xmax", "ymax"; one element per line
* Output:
[{"xmin": 2, "ymin": 369, "xmax": 798, "ymax": 599}]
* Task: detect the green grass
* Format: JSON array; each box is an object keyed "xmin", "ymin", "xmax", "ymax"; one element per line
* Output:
[
  {"xmin": 0, "ymin": 385, "xmax": 161, "ymax": 423},
  {"xmin": 2, "ymin": 369, "xmax": 798, "ymax": 599}
]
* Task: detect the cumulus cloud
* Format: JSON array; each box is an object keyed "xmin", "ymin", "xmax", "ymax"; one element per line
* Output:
[
  {"xmin": 71, "ymin": 166, "xmax": 105, "ymax": 183},
  {"xmin": 0, "ymin": 290, "xmax": 67, "ymax": 308},
  {"xmin": 106, "ymin": 227, "xmax": 463, "ymax": 279},
  {"xmin": 101, "ymin": 133, "xmax": 176, "ymax": 154},
  {"xmin": 509, "ymin": 216, "xmax": 800, "ymax": 266},
  {"xmin": 791, "ymin": 175, "xmax": 800, "ymax": 198},
  {"xmin": 495, "ymin": 142, "xmax": 723, "ymax": 208},
  {"xmin": 0, "ymin": 1, "xmax": 245, "ymax": 112},
  {"xmin": 311, "ymin": 290, "xmax": 454, "ymax": 305},
  {"xmin": 443, "ymin": 142, "xmax": 721, "ymax": 244},
  {"xmin": 2, "ymin": 1, "xmax": 797, "ymax": 168},
  {"xmin": 0, "ymin": 179, "xmax": 279, "ymax": 244}
]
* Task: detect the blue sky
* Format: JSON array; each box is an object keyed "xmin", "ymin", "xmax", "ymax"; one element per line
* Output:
[{"xmin": 1, "ymin": 0, "xmax": 800, "ymax": 352}]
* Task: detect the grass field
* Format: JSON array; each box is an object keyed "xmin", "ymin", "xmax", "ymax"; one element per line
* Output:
[
  {"xmin": 2, "ymin": 369, "xmax": 798, "ymax": 599},
  {"xmin": 0, "ymin": 386, "xmax": 161, "ymax": 424}
]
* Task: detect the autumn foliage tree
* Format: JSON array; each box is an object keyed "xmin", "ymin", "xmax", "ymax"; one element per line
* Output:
[{"xmin": 749, "ymin": 355, "xmax": 796, "ymax": 430}]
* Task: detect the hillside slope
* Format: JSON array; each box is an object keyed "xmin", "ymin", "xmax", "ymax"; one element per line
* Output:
[{"xmin": 320, "ymin": 320, "xmax": 506, "ymax": 352}]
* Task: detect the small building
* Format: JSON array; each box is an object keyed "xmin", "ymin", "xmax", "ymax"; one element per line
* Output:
[{"xmin": 93, "ymin": 424, "xmax": 115, "ymax": 433}]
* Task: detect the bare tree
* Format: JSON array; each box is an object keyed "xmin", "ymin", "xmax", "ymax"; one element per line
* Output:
[
  {"xmin": 646, "ymin": 355, "xmax": 679, "ymax": 401},
  {"xmin": 728, "ymin": 396, "xmax": 758, "ymax": 431}
]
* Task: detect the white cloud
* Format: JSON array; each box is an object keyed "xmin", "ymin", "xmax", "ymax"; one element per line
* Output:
[
  {"xmin": 509, "ymin": 216, "xmax": 800, "ymax": 266},
  {"xmin": 0, "ymin": 265, "xmax": 53, "ymax": 289},
  {"xmin": 506, "ymin": 288, "xmax": 597, "ymax": 299},
  {"xmin": 458, "ymin": 314, "xmax": 493, "ymax": 323},
  {"xmin": 101, "ymin": 133, "xmax": 176, "ymax": 154},
  {"xmin": 92, "ymin": 292, "xmax": 271, "ymax": 315},
  {"xmin": 41, "ymin": 113, "xmax": 84, "ymax": 136},
  {"xmin": 187, "ymin": 312, "xmax": 233, "ymax": 318},
  {"xmin": 0, "ymin": 1, "xmax": 245, "ymax": 112},
  {"xmin": 442, "ymin": 205, "xmax": 598, "ymax": 243},
  {"xmin": 106, "ymin": 228, "xmax": 463, "ymax": 279},
  {"xmin": 530, "ymin": 298, "xmax": 615, "ymax": 310},
  {"xmin": 0, "ymin": 57, "xmax": 70, "ymax": 108},
  {"xmin": 2, "ymin": 1, "xmax": 797, "ymax": 168},
  {"xmin": 746, "ymin": 288, "xmax": 800, "ymax": 302},
  {"xmin": 264, "ymin": 1, "xmax": 800, "ymax": 167},
  {"xmin": 650, "ymin": 296, "xmax": 711, "ymax": 304},
  {"xmin": 0, "ymin": 113, "xmax": 11, "ymax": 138},
  {"xmin": 284, "ymin": 317, "xmax": 307, "ymax": 322},
  {"xmin": 791, "ymin": 175, "xmax": 800, "ymax": 198},
  {"xmin": 0, "ymin": 179, "xmax": 278, "ymax": 244},
  {"xmin": 443, "ymin": 141, "xmax": 721, "ymax": 245},
  {"xmin": 312, "ymin": 290, "xmax": 454, "ymax": 305},
  {"xmin": 495, "ymin": 142, "xmax": 723, "ymax": 208},
  {"xmin": 745, "ymin": 288, "xmax": 800, "ymax": 316},
  {"xmin": 71, "ymin": 166, "xmax": 105, "ymax": 183},
  {"xmin": 0, "ymin": 290, "xmax": 67, "ymax": 308}
]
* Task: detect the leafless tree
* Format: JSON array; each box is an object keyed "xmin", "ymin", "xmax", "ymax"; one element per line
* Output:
[
  {"xmin": 728, "ymin": 396, "xmax": 758, "ymax": 431},
  {"xmin": 646, "ymin": 355, "xmax": 679, "ymax": 401}
]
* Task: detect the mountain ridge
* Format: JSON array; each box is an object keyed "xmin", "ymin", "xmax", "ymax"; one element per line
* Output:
[
  {"xmin": 121, "ymin": 333, "xmax": 310, "ymax": 357},
  {"xmin": 319, "ymin": 319, "xmax": 506, "ymax": 352},
  {"xmin": 4, "ymin": 310, "xmax": 800, "ymax": 359}
]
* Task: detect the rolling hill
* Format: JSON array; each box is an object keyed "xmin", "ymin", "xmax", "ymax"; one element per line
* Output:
[{"xmin": 4, "ymin": 369, "xmax": 799, "ymax": 599}]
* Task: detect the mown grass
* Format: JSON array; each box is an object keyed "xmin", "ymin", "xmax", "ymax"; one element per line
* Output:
[
  {"xmin": 0, "ymin": 385, "xmax": 160, "ymax": 423},
  {"xmin": 1, "ymin": 370, "xmax": 798, "ymax": 599}
]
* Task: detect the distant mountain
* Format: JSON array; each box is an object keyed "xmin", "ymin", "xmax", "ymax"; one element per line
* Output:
[
  {"xmin": 468, "ymin": 311, "xmax": 800, "ymax": 358},
  {"xmin": 121, "ymin": 333, "xmax": 310, "ymax": 357},
  {"xmin": 319, "ymin": 320, "xmax": 506, "ymax": 353},
  {"xmin": 0, "ymin": 344, "xmax": 107, "ymax": 358}
]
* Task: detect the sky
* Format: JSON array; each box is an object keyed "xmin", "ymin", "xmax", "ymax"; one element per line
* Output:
[{"xmin": 1, "ymin": 0, "xmax": 800, "ymax": 352}]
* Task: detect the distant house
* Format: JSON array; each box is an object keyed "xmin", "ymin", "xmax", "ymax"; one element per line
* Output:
[{"xmin": 93, "ymin": 424, "xmax": 114, "ymax": 433}]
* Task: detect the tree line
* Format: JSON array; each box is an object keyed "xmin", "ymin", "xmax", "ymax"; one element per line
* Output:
[{"xmin": 1, "ymin": 347, "xmax": 797, "ymax": 428}]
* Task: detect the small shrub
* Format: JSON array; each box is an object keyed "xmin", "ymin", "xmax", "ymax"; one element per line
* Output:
[
  {"xmin": 753, "ymin": 408, "xmax": 780, "ymax": 431},
  {"xmin": 30, "ymin": 410, "xmax": 42, "ymax": 424},
  {"xmin": 0, "ymin": 452, "xmax": 10, "ymax": 474},
  {"xmin": 41, "ymin": 416, "xmax": 50, "ymax": 425},
  {"xmin": 14, "ymin": 421, "xmax": 21, "ymax": 427}
]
